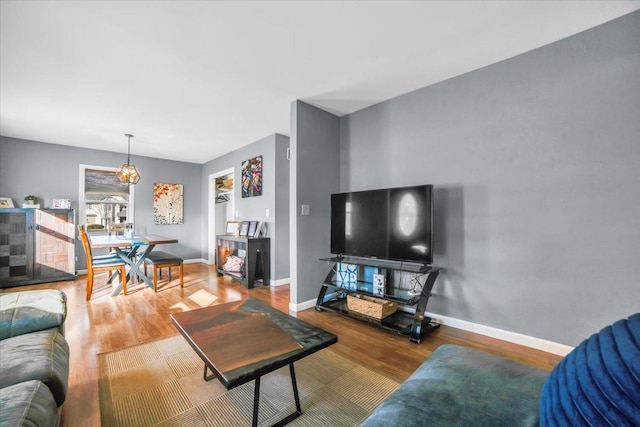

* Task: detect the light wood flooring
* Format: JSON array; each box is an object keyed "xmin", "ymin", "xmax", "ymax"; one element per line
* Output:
[{"xmin": 2, "ymin": 263, "xmax": 563, "ymax": 426}]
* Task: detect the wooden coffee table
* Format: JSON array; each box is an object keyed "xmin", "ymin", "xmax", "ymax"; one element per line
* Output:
[{"xmin": 170, "ymin": 298, "xmax": 338, "ymax": 427}]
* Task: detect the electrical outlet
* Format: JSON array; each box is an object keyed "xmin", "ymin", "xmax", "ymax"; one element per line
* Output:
[{"xmin": 265, "ymin": 208, "xmax": 269, "ymax": 217}]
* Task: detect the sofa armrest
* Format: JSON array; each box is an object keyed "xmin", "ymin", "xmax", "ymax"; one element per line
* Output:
[
  {"xmin": 0, "ymin": 380, "xmax": 59, "ymax": 427},
  {"xmin": 0, "ymin": 290, "xmax": 67, "ymax": 339}
]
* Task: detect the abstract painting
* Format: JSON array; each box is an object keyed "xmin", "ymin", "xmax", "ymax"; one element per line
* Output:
[
  {"xmin": 241, "ymin": 155, "xmax": 262, "ymax": 198},
  {"xmin": 153, "ymin": 183, "xmax": 184, "ymax": 224}
]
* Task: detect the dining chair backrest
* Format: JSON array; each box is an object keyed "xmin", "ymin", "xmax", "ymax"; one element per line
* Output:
[
  {"xmin": 107, "ymin": 222, "xmax": 133, "ymax": 237},
  {"xmin": 77, "ymin": 224, "xmax": 128, "ymax": 300},
  {"xmin": 78, "ymin": 225, "xmax": 94, "ymax": 260}
]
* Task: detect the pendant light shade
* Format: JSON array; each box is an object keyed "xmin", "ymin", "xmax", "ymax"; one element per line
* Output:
[{"xmin": 116, "ymin": 134, "xmax": 141, "ymax": 184}]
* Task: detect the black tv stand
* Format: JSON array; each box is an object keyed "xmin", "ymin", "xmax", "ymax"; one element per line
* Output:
[{"xmin": 316, "ymin": 257, "xmax": 442, "ymax": 343}]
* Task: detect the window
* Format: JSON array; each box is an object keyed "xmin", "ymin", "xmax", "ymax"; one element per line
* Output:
[{"xmin": 79, "ymin": 165, "xmax": 135, "ymax": 232}]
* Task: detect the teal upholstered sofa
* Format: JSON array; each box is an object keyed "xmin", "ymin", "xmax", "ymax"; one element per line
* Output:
[
  {"xmin": 362, "ymin": 313, "xmax": 640, "ymax": 427},
  {"xmin": 0, "ymin": 290, "xmax": 70, "ymax": 427}
]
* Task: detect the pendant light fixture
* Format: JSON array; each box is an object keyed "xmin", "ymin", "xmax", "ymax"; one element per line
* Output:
[{"xmin": 116, "ymin": 133, "xmax": 141, "ymax": 184}]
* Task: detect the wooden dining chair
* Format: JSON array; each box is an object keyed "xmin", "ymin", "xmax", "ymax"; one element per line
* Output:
[{"xmin": 78, "ymin": 225, "xmax": 128, "ymax": 301}]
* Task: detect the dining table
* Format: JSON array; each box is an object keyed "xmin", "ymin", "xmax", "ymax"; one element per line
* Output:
[{"xmin": 89, "ymin": 234, "xmax": 178, "ymax": 296}]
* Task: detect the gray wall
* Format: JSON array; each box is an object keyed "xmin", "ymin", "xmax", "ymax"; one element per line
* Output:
[
  {"xmin": 274, "ymin": 134, "xmax": 291, "ymax": 280},
  {"xmin": 290, "ymin": 101, "xmax": 340, "ymax": 304},
  {"xmin": 201, "ymin": 133, "xmax": 290, "ymax": 281},
  {"xmin": 0, "ymin": 136, "xmax": 203, "ymax": 268},
  {"xmin": 338, "ymin": 11, "xmax": 640, "ymax": 346}
]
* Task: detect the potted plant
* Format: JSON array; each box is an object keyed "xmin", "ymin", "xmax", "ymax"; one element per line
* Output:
[{"xmin": 24, "ymin": 195, "xmax": 37, "ymax": 205}]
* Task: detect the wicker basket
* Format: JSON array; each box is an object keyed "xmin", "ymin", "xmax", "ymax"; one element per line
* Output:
[{"xmin": 347, "ymin": 294, "xmax": 397, "ymax": 319}]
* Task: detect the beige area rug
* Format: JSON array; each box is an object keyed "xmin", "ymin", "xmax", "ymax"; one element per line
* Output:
[{"xmin": 98, "ymin": 335, "xmax": 399, "ymax": 426}]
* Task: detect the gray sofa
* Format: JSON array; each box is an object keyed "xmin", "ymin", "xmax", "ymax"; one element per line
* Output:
[
  {"xmin": 361, "ymin": 344, "xmax": 549, "ymax": 427},
  {"xmin": 363, "ymin": 313, "xmax": 640, "ymax": 427},
  {"xmin": 0, "ymin": 290, "xmax": 70, "ymax": 427}
]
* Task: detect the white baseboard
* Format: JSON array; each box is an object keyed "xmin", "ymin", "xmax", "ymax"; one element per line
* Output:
[
  {"xmin": 289, "ymin": 297, "xmax": 317, "ymax": 313},
  {"xmin": 289, "ymin": 294, "xmax": 573, "ymax": 356},
  {"xmin": 426, "ymin": 311, "xmax": 574, "ymax": 356},
  {"xmin": 270, "ymin": 278, "xmax": 290, "ymax": 287}
]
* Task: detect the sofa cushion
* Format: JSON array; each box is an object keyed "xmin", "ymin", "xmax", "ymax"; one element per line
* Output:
[
  {"xmin": 362, "ymin": 344, "xmax": 549, "ymax": 427},
  {"xmin": 0, "ymin": 380, "xmax": 58, "ymax": 427},
  {"xmin": 539, "ymin": 313, "xmax": 640, "ymax": 426},
  {"xmin": 0, "ymin": 329, "xmax": 70, "ymax": 406},
  {"xmin": 0, "ymin": 290, "xmax": 67, "ymax": 339}
]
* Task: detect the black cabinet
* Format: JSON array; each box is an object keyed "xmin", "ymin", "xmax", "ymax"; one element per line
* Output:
[
  {"xmin": 216, "ymin": 235, "xmax": 270, "ymax": 288},
  {"xmin": 0, "ymin": 208, "xmax": 76, "ymax": 288},
  {"xmin": 316, "ymin": 256, "xmax": 441, "ymax": 343}
]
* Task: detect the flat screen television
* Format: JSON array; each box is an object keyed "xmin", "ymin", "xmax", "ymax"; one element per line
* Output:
[{"xmin": 331, "ymin": 184, "xmax": 433, "ymax": 265}]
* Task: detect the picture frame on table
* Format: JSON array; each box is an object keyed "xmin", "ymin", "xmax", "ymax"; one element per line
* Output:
[
  {"xmin": 372, "ymin": 273, "xmax": 386, "ymax": 297},
  {"xmin": 52, "ymin": 198, "xmax": 71, "ymax": 209},
  {"xmin": 247, "ymin": 221, "xmax": 258, "ymax": 238},
  {"xmin": 0, "ymin": 197, "xmax": 14, "ymax": 208},
  {"xmin": 225, "ymin": 221, "xmax": 240, "ymax": 236},
  {"xmin": 239, "ymin": 221, "xmax": 250, "ymax": 237},
  {"xmin": 254, "ymin": 221, "xmax": 265, "ymax": 237}
]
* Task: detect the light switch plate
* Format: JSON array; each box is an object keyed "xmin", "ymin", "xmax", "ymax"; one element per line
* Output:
[{"xmin": 301, "ymin": 204, "xmax": 310, "ymax": 215}]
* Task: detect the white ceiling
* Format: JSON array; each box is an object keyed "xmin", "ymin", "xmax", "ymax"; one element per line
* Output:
[{"xmin": 2, "ymin": 1, "xmax": 639, "ymax": 164}]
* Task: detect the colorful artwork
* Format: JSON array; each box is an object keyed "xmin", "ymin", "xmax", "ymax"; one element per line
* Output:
[
  {"xmin": 153, "ymin": 183, "xmax": 184, "ymax": 225},
  {"xmin": 241, "ymin": 155, "xmax": 262, "ymax": 198}
]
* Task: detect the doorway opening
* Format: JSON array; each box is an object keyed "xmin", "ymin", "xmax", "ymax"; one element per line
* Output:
[{"xmin": 208, "ymin": 168, "xmax": 235, "ymax": 265}]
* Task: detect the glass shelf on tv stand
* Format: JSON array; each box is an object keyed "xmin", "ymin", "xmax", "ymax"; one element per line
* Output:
[
  {"xmin": 320, "ymin": 256, "xmax": 435, "ymax": 274},
  {"xmin": 327, "ymin": 280, "xmax": 421, "ymax": 306},
  {"xmin": 316, "ymin": 257, "xmax": 442, "ymax": 343}
]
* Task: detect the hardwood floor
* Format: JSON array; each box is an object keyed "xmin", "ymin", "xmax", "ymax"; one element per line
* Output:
[{"xmin": 2, "ymin": 263, "xmax": 563, "ymax": 426}]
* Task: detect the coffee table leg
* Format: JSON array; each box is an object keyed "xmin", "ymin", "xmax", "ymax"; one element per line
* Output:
[
  {"xmin": 289, "ymin": 363, "xmax": 302, "ymax": 415},
  {"xmin": 251, "ymin": 363, "xmax": 302, "ymax": 427},
  {"xmin": 253, "ymin": 376, "xmax": 261, "ymax": 427},
  {"xmin": 203, "ymin": 364, "xmax": 216, "ymax": 381}
]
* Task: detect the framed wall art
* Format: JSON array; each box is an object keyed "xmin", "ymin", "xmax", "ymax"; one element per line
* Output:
[
  {"xmin": 153, "ymin": 183, "xmax": 184, "ymax": 225},
  {"xmin": 241, "ymin": 155, "xmax": 262, "ymax": 198}
]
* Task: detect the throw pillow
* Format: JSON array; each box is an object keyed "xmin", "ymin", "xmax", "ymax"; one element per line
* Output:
[{"xmin": 539, "ymin": 313, "xmax": 639, "ymax": 426}]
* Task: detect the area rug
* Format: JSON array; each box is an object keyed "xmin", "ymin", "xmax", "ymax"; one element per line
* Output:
[{"xmin": 98, "ymin": 335, "xmax": 399, "ymax": 426}]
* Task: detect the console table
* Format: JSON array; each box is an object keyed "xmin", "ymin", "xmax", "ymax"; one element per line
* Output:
[
  {"xmin": 316, "ymin": 256, "xmax": 441, "ymax": 343},
  {"xmin": 216, "ymin": 235, "xmax": 270, "ymax": 288}
]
